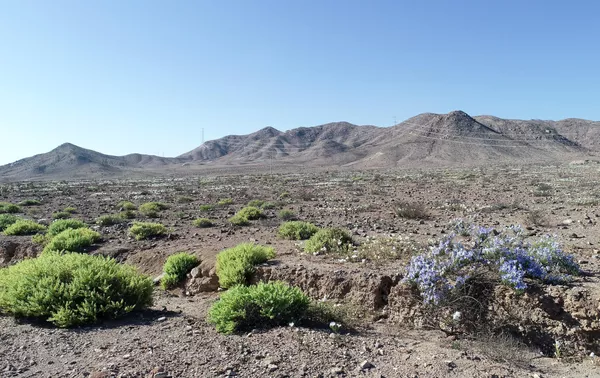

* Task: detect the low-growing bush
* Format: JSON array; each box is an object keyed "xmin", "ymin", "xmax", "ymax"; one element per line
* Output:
[
  {"xmin": 0, "ymin": 252, "xmax": 153, "ymax": 327},
  {"xmin": 96, "ymin": 214, "xmax": 124, "ymax": 226},
  {"xmin": 403, "ymin": 223, "xmax": 581, "ymax": 306},
  {"xmin": 63, "ymin": 206, "xmax": 77, "ymax": 214},
  {"xmin": 129, "ymin": 222, "xmax": 167, "ymax": 240},
  {"xmin": 161, "ymin": 252, "xmax": 200, "ymax": 289},
  {"xmin": 216, "ymin": 243, "xmax": 275, "ymax": 288},
  {"xmin": 0, "ymin": 202, "xmax": 21, "ymax": 214},
  {"xmin": 247, "ymin": 199, "xmax": 265, "ymax": 208},
  {"xmin": 395, "ymin": 201, "xmax": 429, "ymax": 220},
  {"xmin": 139, "ymin": 202, "xmax": 169, "ymax": 218},
  {"xmin": 217, "ymin": 198, "xmax": 233, "ymax": 206},
  {"xmin": 278, "ymin": 221, "xmax": 319, "ymax": 240},
  {"xmin": 52, "ymin": 211, "xmax": 71, "ymax": 220},
  {"xmin": 43, "ymin": 228, "xmax": 101, "ymax": 254},
  {"xmin": 199, "ymin": 204, "xmax": 214, "ymax": 212},
  {"xmin": 18, "ymin": 199, "xmax": 41, "ymax": 206},
  {"xmin": 277, "ymin": 209, "xmax": 297, "ymax": 221},
  {"xmin": 193, "ymin": 218, "xmax": 213, "ymax": 228},
  {"xmin": 304, "ymin": 228, "xmax": 353, "ymax": 255},
  {"xmin": 237, "ymin": 206, "xmax": 263, "ymax": 220},
  {"xmin": 229, "ymin": 214, "xmax": 250, "ymax": 226},
  {"xmin": 3, "ymin": 219, "xmax": 46, "ymax": 235},
  {"xmin": 207, "ymin": 281, "xmax": 310, "ymax": 334},
  {"xmin": 117, "ymin": 201, "xmax": 137, "ymax": 210},
  {"xmin": 0, "ymin": 214, "xmax": 19, "ymax": 232},
  {"xmin": 119, "ymin": 210, "xmax": 136, "ymax": 219},
  {"xmin": 47, "ymin": 219, "xmax": 87, "ymax": 237},
  {"xmin": 260, "ymin": 201, "xmax": 277, "ymax": 210}
]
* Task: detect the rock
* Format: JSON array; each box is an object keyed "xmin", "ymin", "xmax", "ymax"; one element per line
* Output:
[
  {"xmin": 562, "ymin": 219, "xmax": 573, "ymax": 225},
  {"xmin": 156, "ymin": 316, "xmax": 167, "ymax": 322},
  {"xmin": 359, "ymin": 360, "xmax": 374, "ymax": 370},
  {"xmin": 330, "ymin": 367, "xmax": 344, "ymax": 375},
  {"xmin": 267, "ymin": 364, "xmax": 279, "ymax": 372}
]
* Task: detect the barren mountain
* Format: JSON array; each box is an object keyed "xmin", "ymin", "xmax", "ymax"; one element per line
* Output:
[
  {"xmin": 0, "ymin": 143, "xmax": 179, "ymax": 181},
  {"xmin": 1, "ymin": 111, "xmax": 597, "ymax": 181}
]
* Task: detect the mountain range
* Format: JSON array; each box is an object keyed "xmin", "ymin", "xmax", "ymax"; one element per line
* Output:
[{"xmin": 1, "ymin": 110, "xmax": 598, "ymax": 181}]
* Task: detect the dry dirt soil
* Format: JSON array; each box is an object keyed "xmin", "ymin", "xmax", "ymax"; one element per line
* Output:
[{"xmin": 1, "ymin": 163, "xmax": 600, "ymax": 378}]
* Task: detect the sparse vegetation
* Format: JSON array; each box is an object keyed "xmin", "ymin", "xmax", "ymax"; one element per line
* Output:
[
  {"xmin": 63, "ymin": 206, "xmax": 77, "ymax": 214},
  {"xmin": 3, "ymin": 219, "xmax": 46, "ymax": 235},
  {"xmin": 119, "ymin": 210, "xmax": 136, "ymax": 219},
  {"xmin": 229, "ymin": 214, "xmax": 250, "ymax": 226},
  {"xmin": 47, "ymin": 219, "xmax": 87, "ymax": 237},
  {"xmin": 0, "ymin": 202, "xmax": 21, "ymax": 214},
  {"xmin": 395, "ymin": 201, "xmax": 429, "ymax": 219},
  {"xmin": 177, "ymin": 196, "xmax": 194, "ymax": 204},
  {"xmin": 117, "ymin": 201, "xmax": 137, "ymax": 210},
  {"xmin": 237, "ymin": 206, "xmax": 263, "ymax": 220},
  {"xmin": 199, "ymin": 204, "xmax": 214, "ymax": 212},
  {"xmin": 216, "ymin": 243, "xmax": 275, "ymax": 288},
  {"xmin": 43, "ymin": 228, "xmax": 101, "ymax": 254},
  {"xmin": 304, "ymin": 228, "xmax": 353, "ymax": 255},
  {"xmin": 52, "ymin": 211, "xmax": 72, "ymax": 220},
  {"xmin": 96, "ymin": 214, "xmax": 124, "ymax": 226},
  {"xmin": 217, "ymin": 198, "xmax": 233, "ymax": 206},
  {"xmin": 0, "ymin": 252, "xmax": 153, "ymax": 327},
  {"xmin": 207, "ymin": 281, "xmax": 309, "ymax": 334},
  {"xmin": 139, "ymin": 202, "xmax": 169, "ymax": 218},
  {"xmin": 527, "ymin": 209, "xmax": 549, "ymax": 227},
  {"xmin": 18, "ymin": 199, "xmax": 41, "ymax": 206},
  {"xmin": 129, "ymin": 222, "xmax": 167, "ymax": 240},
  {"xmin": 277, "ymin": 209, "xmax": 297, "ymax": 220},
  {"xmin": 278, "ymin": 221, "xmax": 319, "ymax": 240},
  {"xmin": 161, "ymin": 252, "xmax": 200, "ymax": 289},
  {"xmin": 0, "ymin": 214, "xmax": 19, "ymax": 232},
  {"xmin": 193, "ymin": 218, "xmax": 213, "ymax": 228},
  {"xmin": 247, "ymin": 199, "xmax": 265, "ymax": 207},
  {"xmin": 354, "ymin": 235, "xmax": 419, "ymax": 262}
]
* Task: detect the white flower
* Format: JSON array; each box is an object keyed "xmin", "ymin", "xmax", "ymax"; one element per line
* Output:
[{"xmin": 452, "ymin": 311, "xmax": 462, "ymax": 322}]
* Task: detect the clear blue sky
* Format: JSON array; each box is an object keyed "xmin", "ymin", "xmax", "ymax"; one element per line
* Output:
[{"xmin": 1, "ymin": 0, "xmax": 599, "ymax": 164}]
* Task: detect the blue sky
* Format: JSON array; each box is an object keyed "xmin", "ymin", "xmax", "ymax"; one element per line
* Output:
[{"xmin": 1, "ymin": 0, "xmax": 599, "ymax": 164}]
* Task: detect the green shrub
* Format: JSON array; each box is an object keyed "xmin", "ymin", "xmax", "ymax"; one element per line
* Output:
[
  {"xmin": 3, "ymin": 219, "xmax": 46, "ymax": 235},
  {"xmin": 32, "ymin": 233, "xmax": 48, "ymax": 245},
  {"xmin": 237, "ymin": 206, "xmax": 263, "ymax": 220},
  {"xmin": 217, "ymin": 198, "xmax": 233, "ymax": 206},
  {"xmin": 63, "ymin": 206, "xmax": 77, "ymax": 214},
  {"xmin": 18, "ymin": 199, "xmax": 41, "ymax": 206},
  {"xmin": 47, "ymin": 219, "xmax": 87, "ymax": 237},
  {"xmin": 0, "ymin": 202, "xmax": 21, "ymax": 214},
  {"xmin": 278, "ymin": 221, "xmax": 319, "ymax": 240},
  {"xmin": 177, "ymin": 196, "xmax": 194, "ymax": 204},
  {"xmin": 117, "ymin": 201, "xmax": 137, "ymax": 210},
  {"xmin": 96, "ymin": 214, "xmax": 124, "ymax": 226},
  {"xmin": 199, "ymin": 204, "xmax": 214, "ymax": 212},
  {"xmin": 247, "ymin": 199, "xmax": 265, "ymax": 208},
  {"xmin": 139, "ymin": 202, "xmax": 169, "ymax": 217},
  {"xmin": 43, "ymin": 228, "xmax": 101, "ymax": 254},
  {"xmin": 216, "ymin": 243, "xmax": 275, "ymax": 288},
  {"xmin": 119, "ymin": 210, "xmax": 136, "ymax": 219},
  {"xmin": 52, "ymin": 211, "xmax": 71, "ymax": 220},
  {"xmin": 277, "ymin": 209, "xmax": 296, "ymax": 220},
  {"xmin": 207, "ymin": 281, "xmax": 310, "ymax": 334},
  {"xmin": 0, "ymin": 214, "xmax": 19, "ymax": 232},
  {"xmin": 0, "ymin": 252, "xmax": 153, "ymax": 327},
  {"xmin": 193, "ymin": 218, "xmax": 213, "ymax": 228},
  {"xmin": 129, "ymin": 222, "xmax": 167, "ymax": 240},
  {"xmin": 260, "ymin": 201, "xmax": 277, "ymax": 210},
  {"xmin": 304, "ymin": 228, "xmax": 353, "ymax": 254},
  {"xmin": 229, "ymin": 214, "xmax": 249, "ymax": 226},
  {"xmin": 161, "ymin": 252, "xmax": 200, "ymax": 289}
]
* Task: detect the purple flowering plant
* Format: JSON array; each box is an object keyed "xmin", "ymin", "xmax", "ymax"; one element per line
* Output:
[{"xmin": 404, "ymin": 221, "xmax": 580, "ymax": 305}]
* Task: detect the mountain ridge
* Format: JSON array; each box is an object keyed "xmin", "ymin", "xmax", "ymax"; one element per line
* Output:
[{"xmin": 1, "ymin": 110, "xmax": 598, "ymax": 181}]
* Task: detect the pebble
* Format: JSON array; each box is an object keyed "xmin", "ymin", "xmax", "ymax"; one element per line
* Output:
[
  {"xmin": 359, "ymin": 360, "xmax": 374, "ymax": 370},
  {"xmin": 156, "ymin": 317, "xmax": 167, "ymax": 322}
]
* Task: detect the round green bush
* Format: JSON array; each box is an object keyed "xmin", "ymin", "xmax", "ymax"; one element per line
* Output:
[
  {"xmin": 52, "ymin": 211, "xmax": 72, "ymax": 220},
  {"xmin": 161, "ymin": 252, "xmax": 200, "ymax": 289},
  {"xmin": 304, "ymin": 228, "xmax": 353, "ymax": 254},
  {"xmin": 3, "ymin": 219, "xmax": 46, "ymax": 235},
  {"xmin": 0, "ymin": 202, "xmax": 21, "ymax": 214},
  {"xmin": 129, "ymin": 222, "xmax": 167, "ymax": 240},
  {"xmin": 0, "ymin": 214, "xmax": 19, "ymax": 232},
  {"xmin": 193, "ymin": 218, "xmax": 213, "ymax": 228},
  {"xmin": 43, "ymin": 228, "xmax": 101, "ymax": 254},
  {"xmin": 0, "ymin": 252, "xmax": 153, "ymax": 327},
  {"xmin": 47, "ymin": 219, "xmax": 87, "ymax": 237},
  {"xmin": 216, "ymin": 243, "xmax": 275, "ymax": 288},
  {"xmin": 278, "ymin": 221, "xmax": 319, "ymax": 240},
  {"xmin": 207, "ymin": 281, "xmax": 310, "ymax": 334},
  {"xmin": 237, "ymin": 206, "xmax": 263, "ymax": 220}
]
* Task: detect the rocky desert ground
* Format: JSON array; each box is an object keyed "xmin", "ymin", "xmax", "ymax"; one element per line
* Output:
[{"xmin": 1, "ymin": 162, "xmax": 600, "ymax": 378}]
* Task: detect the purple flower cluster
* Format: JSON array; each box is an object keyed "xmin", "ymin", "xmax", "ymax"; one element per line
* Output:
[{"xmin": 404, "ymin": 222, "xmax": 580, "ymax": 304}]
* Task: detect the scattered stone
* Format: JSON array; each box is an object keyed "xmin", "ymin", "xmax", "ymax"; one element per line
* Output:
[
  {"xmin": 156, "ymin": 316, "xmax": 167, "ymax": 322},
  {"xmin": 359, "ymin": 360, "xmax": 374, "ymax": 370}
]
